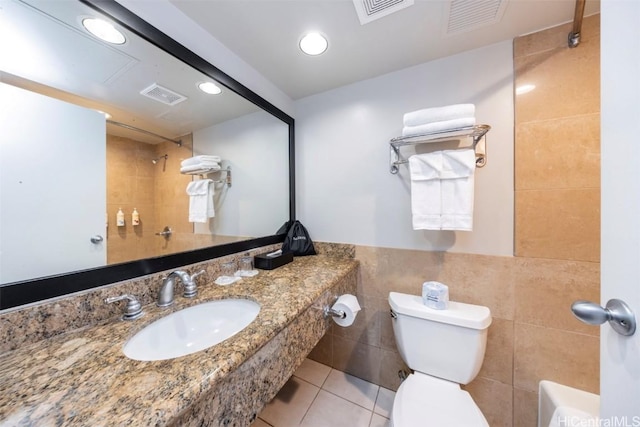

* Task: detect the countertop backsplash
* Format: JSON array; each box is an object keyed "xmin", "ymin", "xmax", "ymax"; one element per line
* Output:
[{"xmin": 0, "ymin": 242, "xmax": 354, "ymax": 355}]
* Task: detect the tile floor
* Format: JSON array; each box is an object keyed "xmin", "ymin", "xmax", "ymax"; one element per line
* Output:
[{"xmin": 252, "ymin": 358, "xmax": 395, "ymax": 427}]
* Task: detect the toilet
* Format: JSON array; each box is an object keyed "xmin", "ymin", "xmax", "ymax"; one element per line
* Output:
[{"xmin": 388, "ymin": 291, "xmax": 492, "ymax": 426}]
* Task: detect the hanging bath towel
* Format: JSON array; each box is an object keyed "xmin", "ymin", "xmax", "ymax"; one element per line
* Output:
[
  {"xmin": 186, "ymin": 179, "xmax": 214, "ymax": 223},
  {"xmin": 409, "ymin": 148, "xmax": 475, "ymax": 231}
]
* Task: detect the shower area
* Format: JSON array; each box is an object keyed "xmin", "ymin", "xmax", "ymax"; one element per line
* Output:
[{"xmin": 105, "ymin": 132, "xmax": 193, "ymax": 264}]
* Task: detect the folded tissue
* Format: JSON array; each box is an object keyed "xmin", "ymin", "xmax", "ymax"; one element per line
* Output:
[{"xmin": 422, "ymin": 281, "xmax": 449, "ymax": 310}]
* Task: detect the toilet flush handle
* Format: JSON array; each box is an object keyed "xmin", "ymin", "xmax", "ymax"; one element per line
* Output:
[{"xmin": 571, "ymin": 299, "xmax": 636, "ymax": 336}]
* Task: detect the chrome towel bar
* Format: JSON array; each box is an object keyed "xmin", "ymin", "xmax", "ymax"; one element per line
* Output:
[
  {"xmin": 389, "ymin": 124, "xmax": 490, "ymax": 174},
  {"xmin": 182, "ymin": 166, "xmax": 232, "ymax": 187}
]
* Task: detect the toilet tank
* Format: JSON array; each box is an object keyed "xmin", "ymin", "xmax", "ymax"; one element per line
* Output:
[{"xmin": 389, "ymin": 292, "xmax": 492, "ymax": 385}]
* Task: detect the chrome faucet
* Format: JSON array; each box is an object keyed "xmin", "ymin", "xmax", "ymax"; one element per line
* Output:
[
  {"xmin": 157, "ymin": 270, "xmax": 205, "ymax": 307},
  {"xmin": 105, "ymin": 294, "xmax": 143, "ymax": 320}
]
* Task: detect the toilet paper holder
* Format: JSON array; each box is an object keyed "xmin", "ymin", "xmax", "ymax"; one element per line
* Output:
[
  {"xmin": 323, "ymin": 294, "xmax": 361, "ymax": 327},
  {"xmin": 323, "ymin": 305, "xmax": 346, "ymax": 319},
  {"xmin": 323, "ymin": 296, "xmax": 347, "ymax": 319}
]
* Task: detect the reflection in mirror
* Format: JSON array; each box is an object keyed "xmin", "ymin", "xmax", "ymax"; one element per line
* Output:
[{"xmin": 0, "ymin": 0, "xmax": 292, "ymax": 297}]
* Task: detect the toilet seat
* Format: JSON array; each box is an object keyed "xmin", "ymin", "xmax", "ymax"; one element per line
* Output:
[{"xmin": 391, "ymin": 373, "xmax": 489, "ymax": 427}]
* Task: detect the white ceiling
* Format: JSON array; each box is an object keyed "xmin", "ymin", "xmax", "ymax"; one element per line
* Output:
[
  {"xmin": 2, "ymin": 0, "xmax": 601, "ymax": 141},
  {"xmin": 1, "ymin": 0, "xmax": 260, "ymax": 143},
  {"xmin": 169, "ymin": 0, "xmax": 601, "ymax": 100}
]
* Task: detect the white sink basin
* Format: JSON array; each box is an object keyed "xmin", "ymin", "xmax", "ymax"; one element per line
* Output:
[{"xmin": 123, "ymin": 299, "xmax": 260, "ymax": 361}]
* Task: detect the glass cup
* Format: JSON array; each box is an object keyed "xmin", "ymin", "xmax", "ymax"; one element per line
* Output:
[
  {"xmin": 221, "ymin": 261, "xmax": 236, "ymax": 278},
  {"xmin": 239, "ymin": 256, "xmax": 253, "ymax": 273}
]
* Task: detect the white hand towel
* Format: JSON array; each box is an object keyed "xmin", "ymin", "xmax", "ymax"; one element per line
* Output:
[
  {"xmin": 409, "ymin": 153, "xmax": 443, "ymax": 230},
  {"xmin": 186, "ymin": 179, "xmax": 215, "ymax": 223},
  {"xmin": 409, "ymin": 148, "xmax": 475, "ymax": 231},
  {"xmin": 206, "ymin": 181, "xmax": 215, "ymax": 219},
  {"xmin": 440, "ymin": 149, "xmax": 475, "ymax": 230},
  {"xmin": 403, "ymin": 104, "xmax": 475, "ymax": 127},
  {"xmin": 180, "ymin": 163, "xmax": 221, "ymax": 174},
  {"xmin": 402, "ymin": 117, "xmax": 476, "ymax": 137},
  {"xmin": 181, "ymin": 155, "xmax": 221, "ymax": 167}
]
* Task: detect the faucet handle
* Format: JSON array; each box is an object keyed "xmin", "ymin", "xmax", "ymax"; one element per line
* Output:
[
  {"xmin": 105, "ymin": 294, "xmax": 144, "ymax": 320},
  {"xmin": 191, "ymin": 269, "xmax": 205, "ymax": 281},
  {"xmin": 182, "ymin": 269, "xmax": 205, "ymax": 299}
]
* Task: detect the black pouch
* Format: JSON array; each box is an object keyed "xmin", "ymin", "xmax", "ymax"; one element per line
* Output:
[
  {"xmin": 276, "ymin": 220, "xmax": 293, "ymax": 235},
  {"xmin": 282, "ymin": 220, "xmax": 316, "ymax": 256}
]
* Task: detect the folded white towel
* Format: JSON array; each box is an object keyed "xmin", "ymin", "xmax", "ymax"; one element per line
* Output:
[
  {"xmin": 180, "ymin": 163, "xmax": 221, "ymax": 174},
  {"xmin": 403, "ymin": 104, "xmax": 475, "ymax": 127},
  {"xmin": 402, "ymin": 117, "xmax": 476, "ymax": 137},
  {"xmin": 181, "ymin": 155, "xmax": 221, "ymax": 167},
  {"xmin": 183, "ymin": 160, "xmax": 220, "ymax": 169},
  {"xmin": 186, "ymin": 179, "xmax": 215, "ymax": 223},
  {"xmin": 409, "ymin": 148, "xmax": 475, "ymax": 231}
]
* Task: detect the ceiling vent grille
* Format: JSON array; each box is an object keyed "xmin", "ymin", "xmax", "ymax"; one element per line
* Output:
[
  {"xmin": 353, "ymin": 0, "xmax": 415, "ymax": 25},
  {"xmin": 140, "ymin": 83, "xmax": 187, "ymax": 106},
  {"xmin": 444, "ymin": 0, "xmax": 508, "ymax": 36}
]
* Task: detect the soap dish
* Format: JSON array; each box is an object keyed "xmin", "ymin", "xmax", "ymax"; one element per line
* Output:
[
  {"xmin": 235, "ymin": 270, "xmax": 259, "ymax": 278},
  {"xmin": 214, "ymin": 276, "xmax": 242, "ymax": 286}
]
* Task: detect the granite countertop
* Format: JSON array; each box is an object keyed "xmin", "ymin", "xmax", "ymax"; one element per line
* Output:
[{"xmin": 0, "ymin": 256, "xmax": 358, "ymax": 426}]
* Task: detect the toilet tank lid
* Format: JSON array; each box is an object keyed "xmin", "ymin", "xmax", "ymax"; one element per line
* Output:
[{"xmin": 389, "ymin": 292, "xmax": 492, "ymax": 330}]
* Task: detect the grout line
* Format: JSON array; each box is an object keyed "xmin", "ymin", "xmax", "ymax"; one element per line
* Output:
[
  {"xmin": 322, "ymin": 369, "xmax": 382, "ymax": 411},
  {"xmin": 320, "ymin": 387, "xmax": 380, "ymax": 413},
  {"xmin": 292, "ymin": 371, "xmax": 329, "ymax": 390},
  {"xmin": 318, "ymin": 366, "xmax": 332, "ymax": 389},
  {"xmin": 373, "ymin": 387, "xmax": 382, "ymax": 416},
  {"xmin": 261, "ymin": 365, "xmax": 391, "ymax": 427},
  {"xmin": 366, "ymin": 409, "xmax": 375, "ymax": 427},
  {"xmin": 298, "ymin": 383, "xmax": 322, "ymax": 426}
]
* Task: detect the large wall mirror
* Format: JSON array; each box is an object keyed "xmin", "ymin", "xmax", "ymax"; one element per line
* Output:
[{"xmin": 0, "ymin": 0, "xmax": 295, "ymax": 309}]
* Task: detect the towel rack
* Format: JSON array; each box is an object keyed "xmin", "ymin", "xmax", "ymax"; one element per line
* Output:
[
  {"xmin": 181, "ymin": 166, "xmax": 232, "ymax": 187},
  {"xmin": 389, "ymin": 125, "xmax": 491, "ymax": 174}
]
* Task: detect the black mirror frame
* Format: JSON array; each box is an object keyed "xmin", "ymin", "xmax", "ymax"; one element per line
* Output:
[{"xmin": 0, "ymin": 0, "xmax": 295, "ymax": 310}]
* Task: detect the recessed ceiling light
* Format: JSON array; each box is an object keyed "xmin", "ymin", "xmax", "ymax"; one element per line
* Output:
[
  {"xmin": 198, "ymin": 82, "xmax": 222, "ymax": 95},
  {"xmin": 82, "ymin": 18, "xmax": 126, "ymax": 45},
  {"xmin": 515, "ymin": 84, "xmax": 536, "ymax": 95},
  {"xmin": 299, "ymin": 32, "xmax": 328, "ymax": 56}
]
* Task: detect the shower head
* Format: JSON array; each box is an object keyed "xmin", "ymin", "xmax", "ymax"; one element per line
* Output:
[{"xmin": 152, "ymin": 154, "xmax": 168, "ymax": 164}]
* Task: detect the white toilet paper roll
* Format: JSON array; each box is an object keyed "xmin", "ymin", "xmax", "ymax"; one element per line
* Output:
[
  {"xmin": 331, "ymin": 294, "xmax": 361, "ymax": 327},
  {"xmin": 422, "ymin": 281, "xmax": 449, "ymax": 310}
]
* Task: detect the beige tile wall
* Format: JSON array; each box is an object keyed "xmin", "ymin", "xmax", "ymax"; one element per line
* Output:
[
  {"xmin": 106, "ymin": 134, "xmax": 194, "ymax": 263},
  {"xmin": 152, "ymin": 135, "xmax": 195, "ymax": 256},
  {"xmin": 514, "ymin": 14, "xmax": 601, "ymax": 262},
  {"xmin": 309, "ymin": 15, "xmax": 602, "ymax": 427},
  {"xmin": 106, "ymin": 134, "xmax": 158, "ymax": 263},
  {"xmin": 309, "ymin": 246, "xmax": 600, "ymax": 426}
]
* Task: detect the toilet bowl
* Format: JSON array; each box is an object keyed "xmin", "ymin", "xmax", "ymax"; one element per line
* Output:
[
  {"xmin": 388, "ymin": 291, "xmax": 492, "ymax": 426},
  {"xmin": 392, "ymin": 373, "xmax": 488, "ymax": 426}
]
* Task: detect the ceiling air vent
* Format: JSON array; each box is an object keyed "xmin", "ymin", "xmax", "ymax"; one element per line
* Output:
[
  {"xmin": 353, "ymin": 0, "xmax": 415, "ymax": 25},
  {"xmin": 444, "ymin": 0, "xmax": 507, "ymax": 36},
  {"xmin": 140, "ymin": 83, "xmax": 187, "ymax": 106}
]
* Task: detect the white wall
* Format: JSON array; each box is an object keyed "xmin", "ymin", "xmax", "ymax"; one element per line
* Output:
[
  {"xmin": 193, "ymin": 111, "xmax": 290, "ymax": 238},
  {"xmin": 295, "ymin": 40, "xmax": 514, "ymax": 256},
  {"xmin": 115, "ymin": 0, "xmax": 294, "ymax": 116}
]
